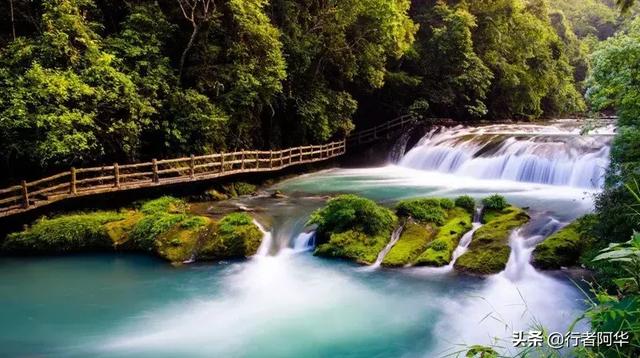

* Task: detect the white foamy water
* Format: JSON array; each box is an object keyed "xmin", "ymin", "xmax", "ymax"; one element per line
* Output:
[
  {"xmin": 399, "ymin": 124, "xmax": 612, "ymax": 189},
  {"xmin": 253, "ymin": 220, "xmax": 273, "ymax": 256}
]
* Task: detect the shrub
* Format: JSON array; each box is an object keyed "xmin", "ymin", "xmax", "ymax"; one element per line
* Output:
[
  {"xmin": 140, "ymin": 196, "xmax": 187, "ymax": 215},
  {"xmin": 308, "ymin": 195, "xmax": 396, "ymax": 236},
  {"xmin": 2, "ymin": 212, "xmax": 125, "ymax": 253},
  {"xmin": 455, "ymin": 195, "xmax": 475, "ymax": 213},
  {"xmin": 395, "ymin": 198, "xmax": 446, "ymax": 225},
  {"xmin": 482, "ymin": 194, "xmax": 508, "ymax": 211},
  {"xmin": 439, "ymin": 198, "xmax": 455, "ymax": 209},
  {"xmin": 430, "ymin": 239, "xmax": 448, "ymax": 251},
  {"xmin": 234, "ymin": 182, "xmax": 257, "ymax": 196}
]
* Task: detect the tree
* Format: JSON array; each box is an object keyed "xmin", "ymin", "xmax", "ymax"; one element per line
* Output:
[
  {"xmin": 589, "ymin": 18, "xmax": 640, "ymax": 242},
  {"xmin": 269, "ymin": 0, "xmax": 416, "ymax": 145},
  {"xmin": 0, "ymin": 0, "xmax": 150, "ymax": 177},
  {"xmin": 176, "ymin": 0, "xmax": 217, "ymax": 81}
]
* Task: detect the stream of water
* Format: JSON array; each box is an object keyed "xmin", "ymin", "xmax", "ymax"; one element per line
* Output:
[{"xmin": 0, "ymin": 122, "xmax": 611, "ymax": 357}]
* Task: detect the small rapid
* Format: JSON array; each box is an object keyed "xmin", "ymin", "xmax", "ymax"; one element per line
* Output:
[
  {"xmin": 370, "ymin": 226, "xmax": 404, "ymax": 268},
  {"xmin": 398, "ymin": 124, "xmax": 612, "ymax": 189}
]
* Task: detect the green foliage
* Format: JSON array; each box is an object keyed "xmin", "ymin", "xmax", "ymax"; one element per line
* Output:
[
  {"xmin": 481, "ymin": 194, "xmax": 508, "ymax": 211},
  {"xmin": 2, "ymin": 211, "xmax": 125, "ymax": 253},
  {"xmin": 308, "ymin": 195, "xmax": 396, "ymax": 237},
  {"xmin": 200, "ymin": 213, "xmax": 263, "ymax": 259},
  {"xmin": 382, "ymin": 221, "xmax": 435, "ymax": 267},
  {"xmin": 589, "ymin": 19, "xmax": 640, "ymax": 244},
  {"xmin": 314, "ymin": 230, "xmax": 391, "ymax": 265},
  {"xmin": 140, "ymin": 196, "xmax": 188, "ymax": 215},
  {"xmin": 268, "ymin": 0, "xmax": 416, "ymax": 145},
  {"xmin": 466, "ymin": 0, "xmax": 585, "ymax": 118},
  {"xmin": 455, "ymin": 195, "xmax": 476, "ymax": 213},
  {"xmin": 455, "ymin": 206, "xmax": 529, "ymax": 274},
  {"xmin": 395, "ymin": 198, "xmax": 447, "ymax": 225},
  {"xmin": 403, "ymin": 2, "xmax": 493, "ymax": 118},
  {"xmin": 533, "ymin": 221, "xmax": 591, "ymax": 269},
  {"xmin": 414, "ymin": 208, "xmax": 473, "ymax": 267}
]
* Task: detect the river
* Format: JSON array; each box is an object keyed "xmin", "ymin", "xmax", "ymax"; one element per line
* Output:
[{"xmin": 0, "ymin": 121, "xmax": 613, "ymax": 357}]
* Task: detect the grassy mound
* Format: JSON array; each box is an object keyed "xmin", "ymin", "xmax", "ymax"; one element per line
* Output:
[
  {"xmin": 2, "ymin": 212, "xmax": 126, "ymax": 254},
  {"xmin": 414, "ymin": 207, "xmax": 473, "ymax": 266},
  {"xmin": 2, "ymin": 197, "xmax": 264, "ymax": 264},
  {"xmin": 382, "ymin": 221, "xmax": 436, "ymax": 267},
  {"xmin": 532, "ymin": 218, "xmax": 595, "ymax": 269},
  {"xmin": 199, "ymin": 213, "xmax": 263, "ymax": 260},
  {"xmin": 454, "ymin": 206, "xmax": 529, "ymax": 274},
  {"xmin": 310, "ymin": 195, "xmax": 397, "ymax": 264}
]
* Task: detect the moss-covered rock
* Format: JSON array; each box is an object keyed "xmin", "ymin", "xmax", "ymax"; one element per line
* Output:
[
  {"xmin": 1, "ymin": 197, "xmax": 265, "ymax": 265},
  {"xmin": 532, "ymin": 220, "xmax": 593, "ymax": 269},
  {"xmin": 199, "ymin": 213, "xmax": 263, "ymax": 260},
  {"xmin": 454, "ymin": 206, "xmax": 529, "ymax": 274},
  {"xmin": 395, "ymin": 198, "xmax": 448, "ymax": 225},
  {"xmin": 315, "ymin": 230, "xmax": 392, "ymax": 264},
  {"xmin": 2, "ymin": 212, "xmax": 126, "ymax": 254},
  {"xmin": 414, "ymin": 207, "xmax": 473, "ymax": 266},
  {"xmin": 382, "ymin": 221, "xmax": 436, "ymax": 267},
  {"xmin": 310, "ymin": 195, "xmax": 397, "ymax": 264}
]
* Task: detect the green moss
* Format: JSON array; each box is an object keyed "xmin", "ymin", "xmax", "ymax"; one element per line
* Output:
[
  {"xmin": 309, "ymin": 194, "xmax": 396, "ymax": 237},
  {"xmin": 204, "ymin": 189, "xmax": 229, "ymax": 201},
  {"xmin": 199, "ymin": 213, "xmax": 263, "ymax": 260},
  {"xmin": 104, "ymin": 211, "xmax": 143, "ymax": 247},
  {"xmin": 234, "ymin": 182, "xmax": 257, "ymax": 196},
  {"xmin": 140, "ymin": 196, "xmax": 188, "ymax": 215},
  {"xmin": 156, "ymin": 216, "xmax": 211, "ymax": 263},
  {"xmin": 532, "ymin": 221, "xmax": 593, "ymax": 269},
  {"xmin": 455, "ymin": 206, "xmax": 529, "ymax": 274},
  {"xmin": 315, "ymin": 230, "xmax": 391, "ymax": 264},
  {"xmin": 130, "ymin": 212, "xmax": 189, "ymax": 251},
  {"xmin": 414, "ymin": 207, "xmax": 473, "ymax": 266},
  {"xmin": 395, "ymin": 198, "xmax": 447, "ymax": 225},
  {"xmin": 2, "ymin": 212, "xmax": 125, "ymax": 254},
  {"xmin": 382, "ymin": 221, "xmax": 436, "ymax": 267}
]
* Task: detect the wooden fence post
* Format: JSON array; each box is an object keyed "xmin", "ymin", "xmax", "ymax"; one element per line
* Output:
[
  {"xmin": 241, "ymin": 151, "xmax": 246, "ymax": 170},
  {"xmin": 221, "ymin": 152, "xmax": 225, "ymax": 173},
  {"xmin": 114, "ymin": 163, "xmax": 120, "ymax": 188},
  {"xmin": 190, "ymin": 155, "xmax": 195, "ymax": 179},
  {"xmin": 21, "ymin": 180, "xmax": 29, "ymax": 208},
  {"xmin": 70, "ymin": 167, "xmax": 77, "ymax": 194},
  {"xmin": 152, "ymin": 159, "xmax": 159, "ymax": 183},
  {"xmin": 288, "ymin": 148, "xmax": 292, "ymax": 165},
  {"xmin": 279, "ymin": 151, "xmax": 283, "ymax": 167}
]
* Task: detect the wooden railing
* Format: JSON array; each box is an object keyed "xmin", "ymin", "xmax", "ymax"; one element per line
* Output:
[
  {"xmin": 347, "ymin": 115, "xmax": 416, "ymax": 146},
  {"xmin": 0, "ymin": 140, "xmax": 346, "ymax": 217}
]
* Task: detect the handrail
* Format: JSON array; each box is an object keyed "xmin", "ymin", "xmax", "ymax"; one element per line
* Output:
[
  {"xmin": 0, "ymin": 140, "xmax": 347, "ymax": 217},
  {"xmin": 0, "ymin": 114, "xmax": 423, "ymax": 218}
]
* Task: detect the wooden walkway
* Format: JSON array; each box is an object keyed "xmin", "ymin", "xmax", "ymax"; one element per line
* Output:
[
  {"xmin": 0, "ymin": 141, "xmax": 346, "ymax": 217},
  {"xmin": 347, "ymin": 115, "xmax": 417, "ymax": 146}
]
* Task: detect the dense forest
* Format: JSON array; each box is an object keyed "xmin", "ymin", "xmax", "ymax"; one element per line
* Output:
[{"xmin": 0, "ymin": 0, "xmax": 636, "ymax": 181}]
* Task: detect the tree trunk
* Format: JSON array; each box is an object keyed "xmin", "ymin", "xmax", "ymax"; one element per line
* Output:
[
  {"xmin": 9, "ymin": 0, "xmax": 16, "ymax": 41},
  {"xmin": 178, "ymin": 25, "xmax": 199, "ymax": 83}
]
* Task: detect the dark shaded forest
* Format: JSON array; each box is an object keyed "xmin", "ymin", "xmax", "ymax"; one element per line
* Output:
[{"xmin": 0, "ymin": 0, "xmax": 636, "ymax": 181}]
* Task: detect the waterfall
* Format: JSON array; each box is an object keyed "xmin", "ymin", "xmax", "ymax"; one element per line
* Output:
[
  {"xmin": 398, "ymin": 124, "xmax": 612, "ymax": 189},
  {"xmin": 388, "ymin": 131, "xmax": 413, "ymax": 164},
  {"xmin": 293, "ymin": 231, "xmax": 316, "ymax": 252},
  {"xmin": 448, "ymin": 208, "xmax": 483, "ymax": 267},
  {"xmin": 501, "ymin": 217, "xmax": 563, "ymax": 281},
  {"xmin": 253, "ymin": 220, "xmax": 273, "ymax": 257},
  {"xmin": 371, "ymin": 226, "xmax": 404, "ymax": 268}
]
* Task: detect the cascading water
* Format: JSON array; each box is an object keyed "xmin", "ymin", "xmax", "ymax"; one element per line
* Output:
[
  {"xmin": 448, "ymin": 207, "xmax": 482, "ymax": 267},
  {"xmin": 253, "ymin": 220, "xmax": 273, "ymax": 256},
  {"xmin": 399, "ymin": 124, "xmax": 613, "ymax": 189},
  {"xmin": 370, "ymin": 226, "xmax": 404, "ymax": 268}
]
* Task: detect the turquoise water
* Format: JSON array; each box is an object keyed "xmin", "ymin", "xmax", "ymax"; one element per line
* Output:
[
  {"xmin": 0, "ymin": 166, "xmax": 592, "ymax": 357},
  {"xmin": 2, "ymin": 123, "xmax": 605, "ymax": 357}
]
